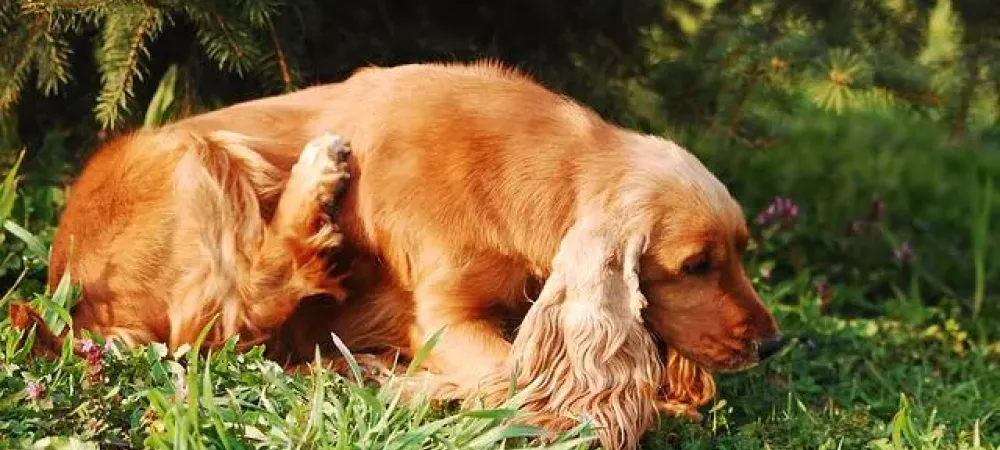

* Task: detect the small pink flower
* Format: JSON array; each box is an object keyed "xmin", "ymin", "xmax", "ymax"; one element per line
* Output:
[
  {"xmin": 78, "ymin": 339, "xmax": 100, "ymax": 356},
  {"xmin": 26, "ymin": 381, "xmax": 46, "ymax": 401},
  {"xmin": 895, "ymin": 242, "xmax": 914, "ymax": 264},
  {"xmin": 77, "ymin": 339, "xmax": 105, "ymax": 382},
  {"xmin": 756, "ymin": 196, "xmax": 799, "ymax": 229}
]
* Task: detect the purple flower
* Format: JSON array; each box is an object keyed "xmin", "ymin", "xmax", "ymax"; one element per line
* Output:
[
  {"xmin": 78, "ymin": 339, "xmax": 100, "ymax": 356},
  {"xmin": 77, "ymin": 339, "xmax": 105, "ymax": 382},
  {"xmin": 755, "ymin": 197, "xmax": 799, "ymax": 229},
  {"xmin": 26, "ymin": 381, "xmax": 46, "ymax": 401},
  {"xmin": 895, "ymin": 242, "xmax": 914, "ymax": 264}
]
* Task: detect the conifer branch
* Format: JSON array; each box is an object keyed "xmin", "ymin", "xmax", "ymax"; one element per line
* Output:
[
  {"xmin": 35, "ymin": 29, "xmax": 72, "ymax": 96},
  {"xmin": 0, "ymin": 14, "xmax": 45, "ymax": 112},
  {"xmin": 94, "ymin": 4, "xmax": 164, "ymax": 129},
  {"xmin": 184, "ymin": 3, "xmax": 261, "ymax": 76}
]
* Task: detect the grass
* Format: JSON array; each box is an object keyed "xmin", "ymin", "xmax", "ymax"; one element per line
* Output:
[
  {"xmin": 1, "ymin": 106, "xmax": 998, "ymax": 449},
  {"xmin": 1, "ymin": 272, "xmax": 996, "ymax": 449}
]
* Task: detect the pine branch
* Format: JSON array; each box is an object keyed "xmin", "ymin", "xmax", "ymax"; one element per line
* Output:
[
  {"xmin": 0, "ymin": 14, "xmax": 45, "ymax": 113},
  {"xmin": 94, "ymin": 4, "xmax": 165, "ymax": 129},
  {"xmin": 183, "ymin": 3, "xmax": 263, "ymax": 76},
  {"xmin": 35, "ymin": 29, "xmax": 72, "ymax": 96},
  {"xmin": 241, "ymin": 0, "xmax": 283, "ymax": 28}
]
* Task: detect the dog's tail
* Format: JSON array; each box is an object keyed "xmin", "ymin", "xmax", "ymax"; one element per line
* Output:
[{"xmin": 8, "ymin": 301, "xmax": 66, "ymax": 358}]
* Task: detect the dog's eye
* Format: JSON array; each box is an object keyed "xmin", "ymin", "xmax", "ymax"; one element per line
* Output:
[{"xmin": 682, "ymin": 254, "xmax": 712, "ymax": 276}]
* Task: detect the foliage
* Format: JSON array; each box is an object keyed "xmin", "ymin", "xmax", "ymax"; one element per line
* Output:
[
  {"xmin": 2, "ymin": 1, "xmax": 996, "ymax": 157},
  {"xmin": 0, "ymin": 0, "xmax": 307, "ymax": 130},
  {"xmin": 683, "ymin": 109, "xmax": 1000, "ymax": 319}
]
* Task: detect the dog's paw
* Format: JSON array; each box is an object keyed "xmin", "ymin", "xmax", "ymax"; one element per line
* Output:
[{"xmin": 291, "ymin": 133, "xmax": 351, "ymax": 219}]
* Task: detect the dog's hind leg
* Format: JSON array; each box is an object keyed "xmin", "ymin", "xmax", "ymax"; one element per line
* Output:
[{"xmin": 167, "ymin": 132, "xmax": 352, "ymax": 351}]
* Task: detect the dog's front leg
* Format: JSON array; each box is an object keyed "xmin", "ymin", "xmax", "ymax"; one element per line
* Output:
[
  {"xmin": 241, "ymin": 134, "xmax": 353, "ymax": 329},
  {"xmin": 408, "ymin": 267, "xmax": 513, "ymax": 385}
]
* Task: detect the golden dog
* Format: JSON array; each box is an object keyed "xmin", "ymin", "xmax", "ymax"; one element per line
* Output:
[{"xmin": 15, "ymin": 60, "xmax": 783, "ymax": 449}]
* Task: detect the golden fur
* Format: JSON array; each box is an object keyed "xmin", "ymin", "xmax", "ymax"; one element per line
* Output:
[{"xmin": 14, "ymin": 61, "xmax": 781, "ymax": 450}]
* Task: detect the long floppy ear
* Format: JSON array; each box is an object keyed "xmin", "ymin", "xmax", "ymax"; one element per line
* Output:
[
  {"xmin": 481, "ymin": 218, "xmax": 662, "ymax": 450},
  {"xmin": 657, "ymin": 347, "xmax": 717, "ymax": 419}
]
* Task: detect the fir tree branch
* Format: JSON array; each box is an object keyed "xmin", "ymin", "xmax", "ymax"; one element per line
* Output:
[
  {"xmin": 35, "ymin": 29, "xmax": 72, "ymax": 96},
  {"xmin": 184, "ymin": 3, "xmax": 262, "ymax": 76},
  {"xmin": 94, "ymin": 4, "xmax": 165, "ymax": 129},
  {"xmin": 0, "ymin": 14, "xmax": 45, "ymax": 113},
  {"xmin": 242, "ymin": 0, "xmax": 282, "ymax": 28}
]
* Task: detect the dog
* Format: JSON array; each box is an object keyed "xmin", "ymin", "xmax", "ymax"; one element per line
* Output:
[{"xmin": 14, "ymin": 60, "xmax": 783, "ymax": 449}]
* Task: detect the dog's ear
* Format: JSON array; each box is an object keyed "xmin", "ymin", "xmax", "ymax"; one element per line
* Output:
[
  {"xmin": 495, "ymin": 219, "xmax": 662, "ymax": 450},
  {"xmin": 658, "ymin": 347, "xmax": 716, "ymax": 419}
]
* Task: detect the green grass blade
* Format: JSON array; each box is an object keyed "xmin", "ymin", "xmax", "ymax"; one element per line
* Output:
[
  {"xmin": 3, "ymin": 219, "xmax": 47, "ymax": 260},
  {"xmin": 0, "ymin": 149, "xmax": 25, "ymax": 222},
  {"xmin": 406, "ymin": 326, "xmax": 446, "ymax": 376},
  {"xmin": 465, "ymin": 423, "xmax": 548, "ymax": 448},
  {"xmin": 329, "ymin": 331, "xmax": 363, "ymax": 385},
  {"xmin": 144, "ymin": 64, "xmax": 179, "ymax": 128}
]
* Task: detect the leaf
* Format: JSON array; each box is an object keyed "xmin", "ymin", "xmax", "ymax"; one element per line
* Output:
[
  {"xmin": 406, "ymin": 326, "xmax": 446, "ymax": 376},
  {"xmin": 144, "ymin": 64, "xmax": 179, "ymax": 128},
  {"xmin": 329, "ymin": 331, "xmax": 363, "ymax": 385},
  {"xmin": 466, "ymin": 423, "xmax": 548, "ymax": 448},
  {"xmin": 0, "ymin": 149, "xmax": 25, "ymax": 221},
  {"xmin": 30, "ymin": 296, "xmax": 73, "ymax": 337},
  {"xmin": 4, "ymin": 220, "xmax": 47, "ymax": 261},
  {"xmin": 508, "ymin": 436, "xmax": 597, "ymax": 450},
  {"xmin": 386, "ymin": 415, "xmax": 461, "ymax": 450},
  {"xmin": 348, "ymin": 384, "xmax": 385, "ymax": 422},
  {"xmin": 919, "ymin": 0, "xmax": 963, "ymax": 66},
  {"xmin": 460, "ymin": 408, "xmax": 522, "ymax": 420}
]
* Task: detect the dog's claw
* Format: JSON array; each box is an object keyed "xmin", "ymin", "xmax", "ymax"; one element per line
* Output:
[
  {"xmin": 322, "ymin": 180, "xmax": 350, "ymax": 218},
  {"xmin": 299, "ymin": 133, "xmax": 352, "ymax": 219}
]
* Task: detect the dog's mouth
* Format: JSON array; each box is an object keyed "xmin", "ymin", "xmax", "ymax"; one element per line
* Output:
[{"xmin": 649, "ymin": 331, "xmax": 762, "ymax": 374}]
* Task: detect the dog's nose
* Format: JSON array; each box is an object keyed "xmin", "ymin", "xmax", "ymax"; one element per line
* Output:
[{"xmin": 757, "ymin": 335, "xmax": 786, "ymax": 361}]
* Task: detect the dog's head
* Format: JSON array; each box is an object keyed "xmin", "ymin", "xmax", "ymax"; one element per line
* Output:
[
  {"xmin": 618, "ymin": 134, "xmax": 783, "ymax": 374},
  {"xmin": 493, "ymin": 132, "xmax": 782, "ymax": 449}
]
